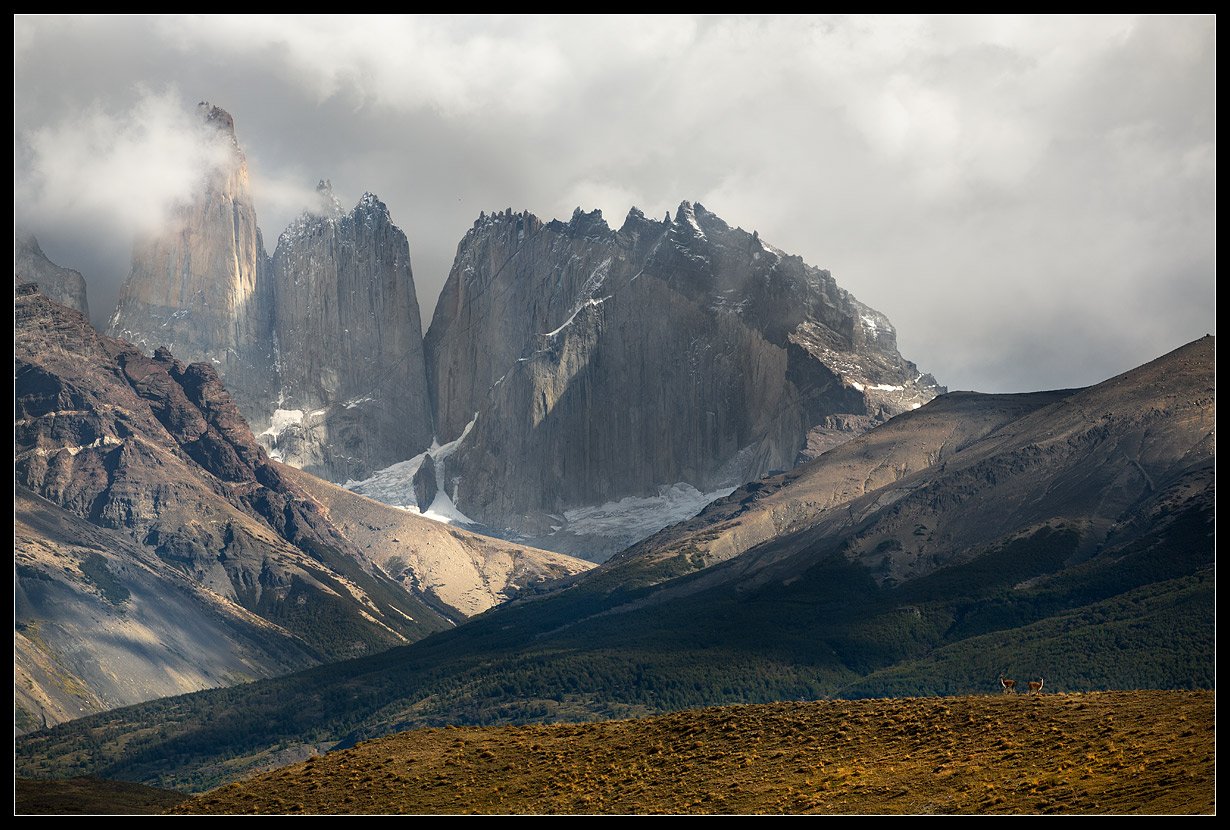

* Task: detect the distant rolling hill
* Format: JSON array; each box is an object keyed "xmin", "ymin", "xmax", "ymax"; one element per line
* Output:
[{"xmin": 15, "ymin": 338, "xmax": 1213, "ymax": 791}]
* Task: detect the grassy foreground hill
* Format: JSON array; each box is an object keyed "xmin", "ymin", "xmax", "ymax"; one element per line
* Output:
[
  {"xmin": 170, "ymin": 691, "xmax": 1212, "ymax": 815},
  {"xmin": 16, "ymin": 776, "xmax": 188, "ymax": 814}
]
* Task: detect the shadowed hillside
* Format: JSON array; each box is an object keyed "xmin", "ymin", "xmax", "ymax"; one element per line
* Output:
[{"xmin": 16, "ymin": 776, "xmax": 188, "ymax": 815}]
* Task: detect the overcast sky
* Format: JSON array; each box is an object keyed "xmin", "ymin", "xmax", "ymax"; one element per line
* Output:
[{"xmin": 14, "ymin": 15, "xmax": 1215, "ymax": 393}]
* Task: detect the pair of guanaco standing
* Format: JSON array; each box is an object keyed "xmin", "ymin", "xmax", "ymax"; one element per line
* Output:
[{"xmin": 999, "ymin": 675, "xmax": 1044, "ymax": 694}]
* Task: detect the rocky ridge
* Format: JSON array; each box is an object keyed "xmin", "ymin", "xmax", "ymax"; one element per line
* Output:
[
  {"xmin": 419, "ymin": 202, "xmax": 942, "ymax": 552},
  {"xmin": 15, "ymin": 287, "xmax": 589, "ymax": 727},
  {"xmin": 14, "ymin": 233, "xmax": 89, "ymax": 315}
]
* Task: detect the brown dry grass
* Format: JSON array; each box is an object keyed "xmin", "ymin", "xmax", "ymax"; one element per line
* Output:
[{"xmin": 173, "ymin": 690, "xmax": 1213, "ymax": 815}]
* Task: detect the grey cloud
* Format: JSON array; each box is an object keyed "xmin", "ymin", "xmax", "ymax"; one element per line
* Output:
[{"xmin": 13, "ymin": 14, "xmax": 1214, "ymax": 394}]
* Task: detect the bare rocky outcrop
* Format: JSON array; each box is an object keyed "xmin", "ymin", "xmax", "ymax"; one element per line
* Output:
[
  {"xmin": 14, "ymin": 232, "xmax": 89, "ymax": 315},
  {"xmin": 422, "ymin": 202, "xmax": 943, "ymax": 542},
  {"xmin": 18, "ymin": 287, "xmax": 443, "ymax": 652}
]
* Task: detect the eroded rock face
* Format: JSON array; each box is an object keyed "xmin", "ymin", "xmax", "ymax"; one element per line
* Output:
[
  {"xmin": 423, "ymin": 202, "xmax": 943, "ymax": 537},
  {"xmin": 261, "ymin": 183, "xmax": 434, "ymax": 481},
  {"xmin": 107, "ymin": 102, "xmax": 276, "ymax": 419},
  {"xmin": 14, "ymin": 233, "xmax": 89, "ymax": 316},
  {"xmin": 105, "ymin": 106, "xmax": 433, "ymax": 482},
  {"xmin": 15, "ymin": 288, "xmax": 593, "ymax": 725},
  {"xmin": 17, "ymin": 287, "xmax": 451, "ymax": 668}
]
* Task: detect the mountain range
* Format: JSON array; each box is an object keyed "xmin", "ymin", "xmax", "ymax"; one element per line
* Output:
[
  {"xmin": 11, "ymin": 100, "xmax": 1213, "ymax": 806},
  {"xmin": 15, "ymin": 334, "xmax": 1213, "ymax": 789},
  {"xmin": 101, "ymin": 103, "xmax": 941, "ymax": 559}
]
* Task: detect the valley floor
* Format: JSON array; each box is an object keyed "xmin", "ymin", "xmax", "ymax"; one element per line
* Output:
[{"xmin": 168, "ymin": 690, "xmax": 1212, "ymax": 815}]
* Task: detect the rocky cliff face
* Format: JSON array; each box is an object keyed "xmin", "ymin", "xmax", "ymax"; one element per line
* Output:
[
  {"xmin": 14, "ymin": 233, "xmax": 89, "ymax": 315},
  {"xmin": 261, "ymin": 183, "xmax": 434, "ymax": 481},
  {"xmin": 421, "ymin": 202, "xmax": 942, "ymax": 549},
  {"xmin": 106, "ymin": 106, "xmax": 434, "ymax": 482},
  {"xmin": 107, "ymin": 102, "xmax": 275, "ymax": 419}
]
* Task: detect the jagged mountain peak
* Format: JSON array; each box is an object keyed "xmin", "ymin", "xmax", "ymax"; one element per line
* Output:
[
  {"xmin": 14, "ymin": 232, "xmax": 90, "ymax": 316},
  {"xmin": 278, "ymin": 186, "xmax": 401, "ymax": 245},
  {"xmin": 422, "ymin": 198, "xmax": 943, "ymax": 556},
  {"xmin": 196, "ymin": 101, "xmax": 241, "ymax": 154},
  {"xmin": 108, "ymin": 98, "xmax": 270, "ymax": 420},
  {"xmin": 107, "ymin": 102, "xmax": 433, "ymax": 485},
  {"xmin": 355, "ymin": 191, "xmax": 395, "ymax": 221},
  {"xmin": 563, "ymin": 206, "xmax": 612, "ymax": 238},
  {"xmin": 197, "ymin": 100, "xmax": 235, "ymax": 133},
  {"xmin": 312, "ymin": 178, "xmax": 345, "ymax": 217},
  {"xmin": 266, "ymin": 184, "xmax": 433, "ymax": 481}
]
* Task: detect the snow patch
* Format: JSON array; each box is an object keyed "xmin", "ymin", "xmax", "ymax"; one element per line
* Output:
[
  {"xmin": 344, "ymin": 414, "xmax": 480, "ymax": 526},
  {"xmin": 422, "ymin": 488, "xmax": 476, "ymax": 525},
  {"xmin": 562, "ymin": 482, "xmax": 735, "ymax": 541},
  {"xmin": 850, "ymin": 382, "xmax": 865, "ymax": 392},
  {"xmin": 344, "ymin": 452, "xmax": 428, "ymax": 508},
  {"xmin": 678, "ymin": 203, "xmax": 706, "ymax": 240},
  {"xmin": 433, "ymin": 412, "xmax": 478, "ymax": 462},
  {"xmin": 871, "ymin": 384, "xmax": 904, "ymax": 392},
  {"xmin": 543, "ymin": 296, "xmax": 610, "ymax": 338},
  {"xmin": 542, "ymin": 258, "xmax": 614, "ymax": 338}
]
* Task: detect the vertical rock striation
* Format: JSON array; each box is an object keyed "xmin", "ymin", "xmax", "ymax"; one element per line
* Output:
[
  {"xmin": 263, "ymin": 182, "xmax": 434, "ymax": 481},
  {"xmin": 423, "ymin": 202, "xmax": 943, "ymax": 546},
  {"xmin": 107, "ymin": 102, "xmax": 275, "ymax": 419},
  {"xmin": 105, "ymin": 105, "xmax": 433, "ymax": 482}
]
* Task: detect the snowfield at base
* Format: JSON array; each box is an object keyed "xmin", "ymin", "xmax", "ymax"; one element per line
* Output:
[
  {"xmin": 343, "ymin": 414, "xmax": 481, "ymax": 526},
  {"xmin": 344, "ymin": 453, "xmax": 427, "ymax": 509},
  {"xmin": 343, "ymin": 456, "xmax": 480, "ymax": 527},
  {"xmin": 562, "ymin": 482, "xmax": 736, "ymax": 541},
  {"xmin": 346, "ymin": 452, "xmax": 733, "ymax": 547},
  {"xmin": 421, "ymin": 488, "xmax": 475, "ymax": 525}
]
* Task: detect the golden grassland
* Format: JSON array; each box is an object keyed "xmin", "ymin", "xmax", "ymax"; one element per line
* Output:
[{"xmin": 172, "ymin": 690, "xmax": 1213, "ymax": 815}]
